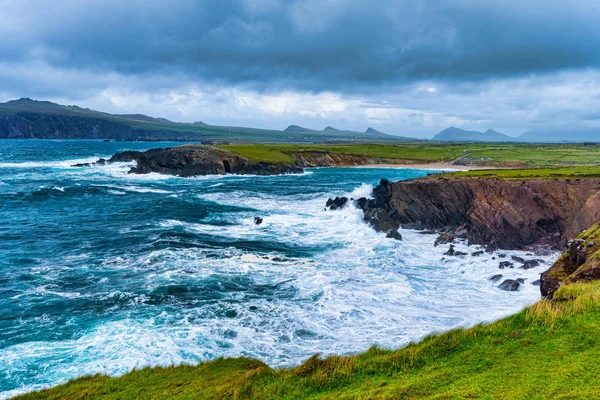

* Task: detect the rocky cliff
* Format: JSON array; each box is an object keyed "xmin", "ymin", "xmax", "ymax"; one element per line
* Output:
[
  {"xmin": 0, "ymin": 112, "xmax": 200, "ymax": 141},
  {"xmin": 353, "ymin": 177, "xmax": 600, "ymax": 251},
  {"xmin": 287, "ymin": 151, "xmax": 409, "ymax": 167},
  {"xmin": 121, "ymin": 145, "xmax": 303, "ymax": 177},
  {"xmin": 540, "ymin": 222, "xmax": 600, "ymax": 298}
]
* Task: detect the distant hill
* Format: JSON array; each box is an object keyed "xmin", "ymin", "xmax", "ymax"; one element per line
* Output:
[
  {"xmin": 519, "ymin": 129, "xmax": 600, "ymax": 143},
  {"xmin": 282, "ymin": 123, "xmax": 417, "ymax": 142},
  {"xmin": 432, "ymin": 127, "xmax": 519, "ymax": 142},
  {"xmin": 0, "ymin": 98, "xmax": 417, "ymax": 143}
]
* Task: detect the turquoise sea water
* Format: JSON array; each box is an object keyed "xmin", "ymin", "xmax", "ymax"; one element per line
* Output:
[{"xmin": 0, "ymin": 140, "xmax": 552, "ymax": 398}]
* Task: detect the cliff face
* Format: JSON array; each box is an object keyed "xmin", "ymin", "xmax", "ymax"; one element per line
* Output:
[
  {"xmin": 126, "ymin": 146, "xmax": 303, "ymax": 177},
  {"xmin": 0, "ymin": 113, "xmax": 137, "ymax": 139},
  {"xmin": 287, "ymin": 151, "xmax": 410, "ymax": 167},
  {"xmin": 358, "ymin": 177, "xmax": 600, "ymax": 251}
]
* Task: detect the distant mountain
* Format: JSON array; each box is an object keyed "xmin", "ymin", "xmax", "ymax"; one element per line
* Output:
[
  {"xmin": 282, "ymin": 123, "xmax": 419, "ymax": 141},
  {"xmin": 519, "ymin": 129, "xmax": 600, "ymax": 143},
  {"xmin": 0, "ymin": 98, "xmax": 416, "ymax": 143},
  {"xmin": 283, "ymin": 125, "xmax": 313, "ymax": 133},
  {"xmin": 432, "ymin": 127, "xmax": 518, "ymax": 142},
  {"xmin": 365, "ymin": 127, "xmax": 383, "ymax": 135}
]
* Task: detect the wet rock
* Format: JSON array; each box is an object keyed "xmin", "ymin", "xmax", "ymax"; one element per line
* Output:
[
  {"xmin": 511, "ymin": 255, "xmax": 526, "ymax": 263},
  {"xmin": 532, "ymin": 280, "xmax": 541, "ymax": 286},
  {"xmin": 521, "ymin": 260, "xmax": 540, "ymax": 269},
  {"xmin": 499, "ymin": 261, "xmax": 514, "ymax": 269},
  {"xmin": 498, "ymin": 279, "xmax": 521, "ymax": 291},
  {"xmin": 516, "ymin": 278, "xmax": 526, "ymax": 284},
  {"xmin": 386, "ymin": 230, "xmax": 403, "ymax": 240},
  {"xmin": 444, "ymin": 244, "xmax": 466, "ymax": 256},
  {"xmin": 472, "ymin": 250, "xmax": 484, "ymax": 256},
  {"xmin": 72, "ymin": 158, "xmax": 107, "ymax": 168},
  {"xmin": 326, "ymin": 197, "xmax": 349, "ymax": 210},
  {"xmin": 108, "ymin": 150, "xmax": 144, "ymax": 163},
  {"xmin": 434, "ymin": 233, "xmax": 455, "ymax": 247},
  {"xmin": 489, "ymin": 274, "xmax": 503, "ymax": 283},
  {"xmin": 498, "ymin": 254, "xmax": 507, "ymax": 258},
  {"xmin": 254, "ymin": 217, "xmax": 263, "ymax": 225}
]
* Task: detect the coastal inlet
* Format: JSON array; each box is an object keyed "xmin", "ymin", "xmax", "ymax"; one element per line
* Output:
[{"xmin": 0, "ymin": 140, "xmax": 554, "ymax": 399}]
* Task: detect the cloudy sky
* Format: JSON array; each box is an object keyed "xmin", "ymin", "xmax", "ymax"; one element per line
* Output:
[{"xmin": 1, "ymin": 0, "xmax": 599, "ymax": 138}]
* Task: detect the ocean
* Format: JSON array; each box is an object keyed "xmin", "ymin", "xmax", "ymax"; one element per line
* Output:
[{"xmin": 0, "ymin": 140, "xmax": 552, "ymax": 398}]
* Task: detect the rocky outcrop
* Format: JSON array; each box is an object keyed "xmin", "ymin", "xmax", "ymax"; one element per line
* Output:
[
  {"xmin": 287, "ymin": 151, "xmax": 411, "ymax": 167},
  {"xmin": 325, "ymin": 197, "xmax": 349, "ymax": 210},
  {"xmin": 355, "ymin": 176, "xmax": 600, "ymax": 251},
  {"xmin": 109, "ymin": 150, "xmax": 144, "ymax": 163},
  {"xmin": 128, "ymin": 145, "xmax": 303, "ymax": 177},
  {"xmin": 540, "ymin": 223, "xmax": 600, "ymax": 298}
]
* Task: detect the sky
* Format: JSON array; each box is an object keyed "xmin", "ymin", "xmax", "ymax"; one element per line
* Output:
[{"xmin": 1, "ymin": 0, "xmax": 600, "ymax": 139}]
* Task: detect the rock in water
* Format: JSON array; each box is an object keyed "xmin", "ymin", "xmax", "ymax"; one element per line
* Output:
[
  {"xmin": 109, "ymin": 150, "xmax": 144, "ymax": 163},
  {"xmin": 521, "ymin": 259, "xmax": 540, "ymax": 269},
  {"xmin": 498, "ymin": 279, "xmax": 521, "ymax": 291},
  {"xmin": 489, "ymin": 274, "xmax": 503, "ymax": 283},
  {"xmin": 123, "ymin": 145, "xmax": 303, "ymax": 177},
  {"xmin": 326, "ymin": 197, "xmax": 349, "ymax": 210},
  {"xmin": 499, "ymin": 261, "xmax": 514, "ymax": 269},
  {"xmin": 386, "ymin": 230, "xmax": 403, "ymax": 240},
  {"xmin": 254, "ymin": 217, "xmax": 263, "ymax": 225}
]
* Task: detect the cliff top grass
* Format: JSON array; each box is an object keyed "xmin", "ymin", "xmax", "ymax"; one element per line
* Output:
[
  {"xmin": 218, "ymin": 142, "xmax": 600, "ymax": 167},
  {"xmin": 16, "ymin": 279, "xmax": 600, "ymax": 400},
  {"xmin": 445, "ymin": 166, "xmax": 600, "ymax": 179}
]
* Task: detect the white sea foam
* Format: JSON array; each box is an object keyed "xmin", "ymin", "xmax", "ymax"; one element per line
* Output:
[
  {"xmin": 0, "ymin": 173, "xmax": 559, "ymax": 398},
  {"xmin": 0, "ymin": 157, "xmax": 100, "ymax": 169}
]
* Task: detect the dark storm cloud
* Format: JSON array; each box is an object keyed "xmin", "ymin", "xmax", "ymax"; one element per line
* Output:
[{"xmin": 1, "ymin": 0, "xmax": 600, "ymax": 91}]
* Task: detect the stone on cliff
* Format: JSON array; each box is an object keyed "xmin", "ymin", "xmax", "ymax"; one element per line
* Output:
[{"xmin": 540, "ymin": 222, "xmax": 600, "ymax": 299}]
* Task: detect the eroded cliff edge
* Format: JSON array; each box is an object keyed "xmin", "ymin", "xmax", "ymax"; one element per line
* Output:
[
  {"xmin": 355, "ymin": 176, "xmax": 600, "ymax": 251},
  {"xmin": 94, "ymin": 145, "xmax": 304, "ymax": 176}
]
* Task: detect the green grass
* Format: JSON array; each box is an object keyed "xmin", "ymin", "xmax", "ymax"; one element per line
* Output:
[
  {"xmin": 17, "ymin": 280, "xmax": 600, "ymax": 399},
  {"xmin": 445, "ymin": 166, "xmax": 600, "ymax": 179},
  {"xmin": 218, "ymin": 143, "xmax": 600, "ymax": 167}
]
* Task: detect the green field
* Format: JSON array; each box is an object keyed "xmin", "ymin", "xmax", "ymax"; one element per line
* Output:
[
  {"xmin": 445, "ymin": 166, "xmax": 600, "ymax": 179},
  {"xmin": 218, "ymin": 143, "xmax": 600, "ymax": 167},
  {"xmin": 17, "ymin": 279, "xmax": 600, "ymax": 399}
]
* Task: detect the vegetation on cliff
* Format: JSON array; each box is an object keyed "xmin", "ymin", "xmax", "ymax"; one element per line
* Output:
[
  {"xmin": 16, "ymin": 278, "xmax": 600, "ymax": 399},
  {"xmin": 218, "ymin": 143, "xmax": 600, "ymax": 169},
  {"xmin": 540, "ymin": 221, "xmax": 600, "ymax": 298},
  {"xmin": 448, "ymin": 166, "xmax": 600, "ymax": 179}
]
